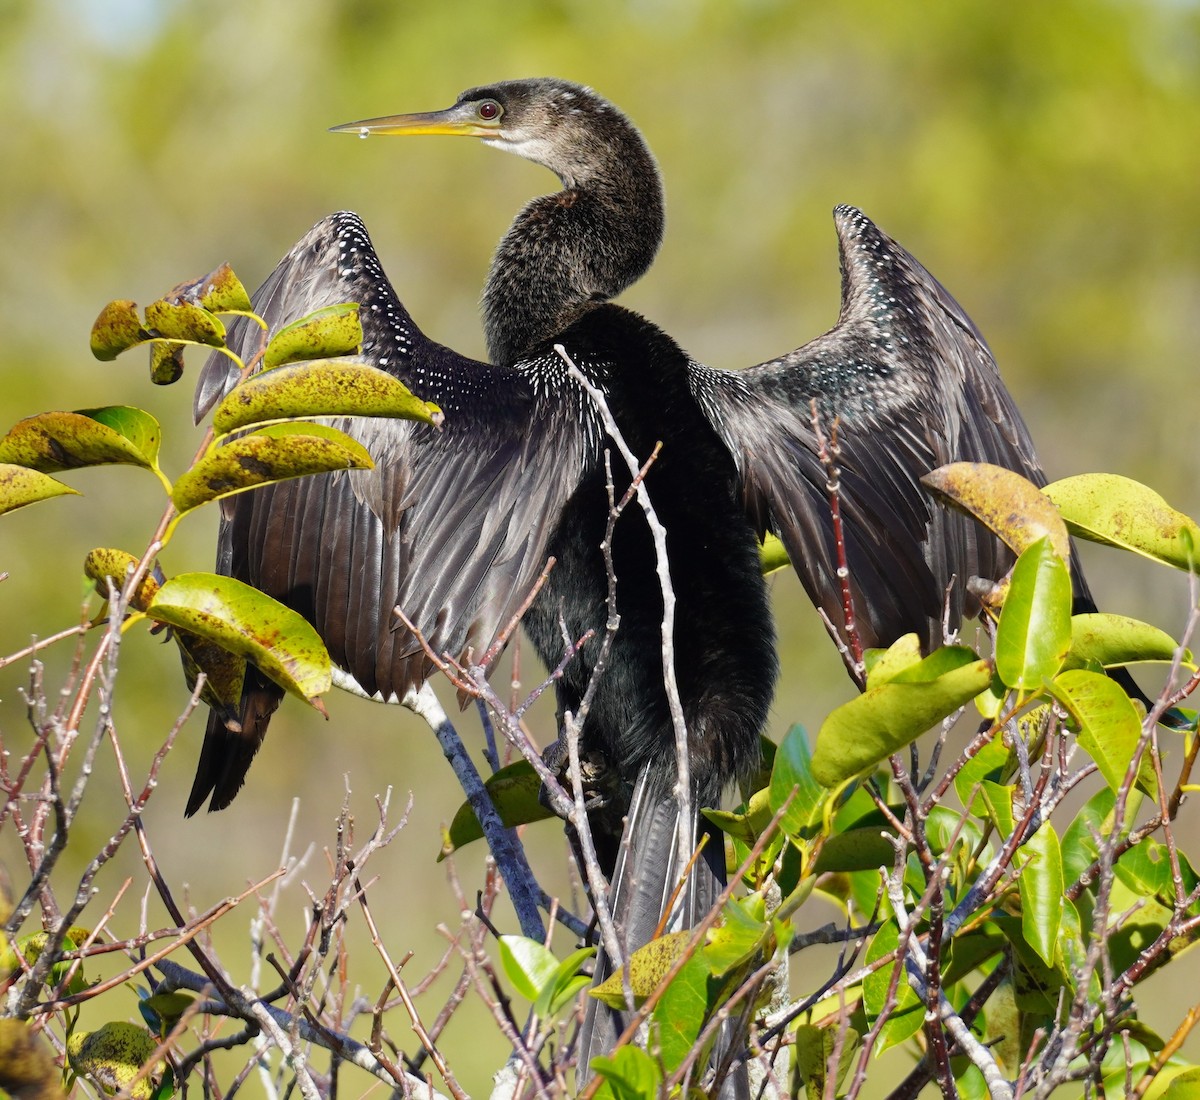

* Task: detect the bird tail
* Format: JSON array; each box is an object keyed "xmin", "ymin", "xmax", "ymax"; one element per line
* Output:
[
  {"xmin": 577, "ymin": 768, "xmax": 750, "ymax": 1099},
  {"xmin": 185, "ymin": 667, "xmax": 282, "ymax": 816}
]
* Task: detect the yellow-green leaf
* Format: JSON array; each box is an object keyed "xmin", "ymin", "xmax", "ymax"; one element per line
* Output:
[
  {"xmin": 0, "ymin": 408, "xmax": 160, "ymax": 473},
  {"xmin": 263, "ymin": 303, "xmax": 363, "ymax": 368},
  {"xmin": 144, "ymin": 297, "xmax": 225, "ymax": 347},
  {"xmin": 171, "ymin": 423, "xmax": 373, "ymax": 515},
  {"xmin": 190, "ymin": 263, "xmax": 253, "ymax": 314},
  {"xmin": 212, "ymin": 360, "xmax": 442, "ymax": 435},
  {"xmin": 590, "ymin": 931, "xmax": 690, "ymax": 1008},
  {"xmin": 1068, "ymin": 613, "xmax": 1191, "ymax": 670},
  {"xmin": 759, "ymin": 531, "xmax": 791, "ymax": 575},
  {"xmin": 812, "ymin": 657, "xmax": 993, "ymax": 786},
  {"xmin": 1050, "ymin": 669, "xmax": 1157, "ymax": 797},
  {"xmin": 1044, "ymin": 473, "xmax": 1200, "ymax": 572},
  {"xmin": 90, "ymin": 299, "xmax": 149, "ymax": 361},
  {"xmin": 921, "ymin": 461, "xmax": 1071, "ymax": 562},
  {"xmin": 67, "ymin": 1022, "xmax": 159, "ymax": 1100},
  {"xmin": 0, "ymin": 464, "xmax": 79, "ymax": 516},
  {"xmin": 147, "ymin": 573, "xmax": 330, "ymax": 706},
  {"xmin": 149, "ymin": 340, "xmax": 186, "ymax": 385},
  {"xmin": 83, "ymin": 548, "xmax": 160, "ymax": 611}
]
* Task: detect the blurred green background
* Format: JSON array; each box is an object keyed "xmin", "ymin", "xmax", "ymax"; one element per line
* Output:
[{"xmin": 2, "ymin": 0, "xmax": 1199, "ymax": 1093}]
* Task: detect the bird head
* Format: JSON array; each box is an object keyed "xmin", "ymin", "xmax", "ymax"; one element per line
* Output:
[{"xmin": 331, "ymin": 77, "xmax": 643, "ymax": 191}]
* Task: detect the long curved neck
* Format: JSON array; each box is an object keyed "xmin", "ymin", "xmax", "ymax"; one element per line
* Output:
[{"xmin": 482, "ymin": 132, "xmax": 664, "ymax": 367}]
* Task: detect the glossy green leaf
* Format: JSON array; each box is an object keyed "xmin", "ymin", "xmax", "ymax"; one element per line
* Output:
[
  {"xmin": 589, "ymin": 1045, "xmax": 662, "ymax": 1100},
  {"xmin": 0, "ymin": 464, "xmax": 79, "ymax": 515},
  {"xmin": 590, "ymin": 931, "xmax": 689, "ymax": 1009},
  {"xmin": 1061, "ymin": 787, "xmax": 1120, "ymax": 887},
  {"xmin": 768, "ymin": 724, "xmax": 826, "ymax": 838},
  {"xmin": 440, "ymin": 760, "xmax": 555, "ymax": 859},
  {"xmin": 144, "ymin": 297, "xmax": 225, "ymax": 347},
  {"xmin": 78, "ymin": 406, "xmax": 163, "ymax": 469},
  {"xmin": 1017, "ymin": 820, "xmax": 1063, "ymax": 967},
  {"xmin": 1068, "ymin": 612, "xmax": 1191, "ymax": 669},
  {"xmin": 147, "ymin": 573, "xmax": 331, "ymax": 705},
  {"xmin": 994, "ymin": 536, "xmax": 1073, "ymax": 690},
  {"xmin": 0, "ymin": 407, "xmax": 161, "ymax": 473},
  {"xmin": 811, "ymin": 826, "xmax": 895, "ymax": 873},
  {"xmin": 67, "ymin": 1022, "xmax": 159, "ymax": 1100},
  {"xmin": 863, "ymin": 634, "xmax": 924, "ymax": 688},
  {"xmin": 953, "ymin": 733, "xmax": 1013, "ymax": 815},
  {"xmin": 812, "ymin": 657, "xmax": 992, "ymax": 786},
  {"xmin": 1050, "ymin": 669, "xmax": 1156, "ymax": 796},
  {"xmin": 1044, "ymin": 473, "xmax": 1200, "ymax": 572},
  {"xmin": 212, "ymin": 360, "xmax": 441, "ymax": 435},
  {"xmin": 704, "ymin": 895, "xmax": 766, "ymax": 977},
  {"xmin": 497, "ymin": 935, "xmax": 559, "ymax": 1003},
  {"xmin": 649, "ymin": 950, "xmax": 712, "ymax": 1074},
  {"xmin": 794, "ymin": 1022, "xmax": 860, "ymax": 1100},
  {"xmin": 263, "ymin": 303, "xmax": 362, "ymax": 369},
  {"xmin": 90, "ymin": 299, "xmax": 149, "ymax": 360},
  {"xmin": 171, "ymin": 423, "xmax": 373, "ymax": 515},
  {"xmin": 703, "ymin": 786, "xmax": 774, "ymax": 845},
  {"xmin": 980, "ymin": 780, "xmax": 1016, "ymax": 838},
  {"xmin": 534, "ymin": 945, "xmax": 594, "ymax": 1020},
  {"xmin": 862, "ymin": 920, "xmax": 923, "ymax": 1051},
  {"xmin": 921, "ymin": 462, "xmax": 1071, "ymax": 562},
  {"xmin": 1158, "ymin": 1066, "xmax": 1200, "ymax": 1099}
]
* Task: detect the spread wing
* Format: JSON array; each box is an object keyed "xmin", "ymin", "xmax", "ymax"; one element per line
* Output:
[
  {"xmin": 187, "ymin": 212, "xmax": 590, "ymax": 813},
  {"xmin": 694, "ymin": 204, "xmax": 1064, "ymax": 656}
]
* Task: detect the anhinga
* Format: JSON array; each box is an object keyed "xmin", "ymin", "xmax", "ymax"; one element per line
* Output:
[{"xmin": 187, "ymin": 78, "xmax": 1124, "ymax": 1084}]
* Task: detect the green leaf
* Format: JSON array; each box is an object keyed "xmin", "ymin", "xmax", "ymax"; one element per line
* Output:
[
  {"xmin": 953, "ymin": 733, "xmax": 1013, "ymax": 816},
  {"xmin": 793, "ymin": 1023, "xmax": 861, "ymax": 1100},
  {"xmin": 650, "ymin": 950, "xmax": 713, "ymax": 1074},
  {"xmin": 263, "ymin": 303, "xmax": 363, "ymax": 369},
  {"xmin": 171, "ymin": 423, "xmax": 374, "ymax": 515},
  {"xmin": 811, "ymin": 826, "xmax": 896, "ymax": 874},
  {"xmin": 759, "ymin": 531, "xmax": 791, "ymax": 575},
  {"xmin": 589, "ymin": 1045, "xmax": 662, "ymax": 1100},
  {"xmin": 704, "ymin": 896, "xmax": 766, "ymax": 978},
  {"xmin": 144, "ymin": 297, "xmax": 226, "ymax": 347},
  {"xmin": 497, "ymin": 935, "xmax": 559, "ymax": 1003},
  {"xmin": 66, "ymin": 1022, "xmax": 159, "ymax": 1100},
  {"xmin": 0, "ymin": 464, "xmax": 79, "ymax": 515},
  {"xmin": 0, "ymin": 408, "xmax": 161, "ymax": 473},
  {"xmin": 1044, "ymin": 473, "xmax": 1200, "ymax": 572},
  {"xmin": 534, "ymin": 945, "xmax": 595, "ymax": 1020},
  {"xmin": 994, "ymin": 536, "xmax": 1073, "ymax": 691},
  {"xmin": 862, "ymin": 920, "xmax": 923, "ymax": 1051},
  {"xmin": 863, "ymin": 633, "xmax": 924, "ymax": 688},
  {"xmin": 812, "ymin": 656, "xmax": 993, "ymax": 786},
  {"xmin": 1068, "ymin": 612, "xmax": 1191, "ymax": 669},
  {"xmin": 1017, "ymin": 821, "xmax": 1063, "ymax": 967},
  {"xmin": 1158, "ymin": 1066, "xmax": 1200, "ymax": 1099},
  {"xmin": 147, "ymin": 573, "xmax": 331, "ymax": 706},
  {"xmin": 90, "ymin": 299, "xmax": 150, "ymax": 360},
  {"xmin": 921, "ymin": 462, "xmax": 1071, "ymax": 562},
  {"xmin": 78, "ymin": 406, "xmax": 163, "ymax": 470},
  {"xmin": 768, "ymin": 724, "xmax": 826, "ymax": 839},
  {"xmin": 1050, "ymin": 669, "xmax": 1156, "ymax": 797},
  {"xmin": 212, "ymin": 360, "xmax": 442, "ymax": 434},
  {"xmin": 440, "ymin": 760, "xmax": 555, "ymax": 859}
]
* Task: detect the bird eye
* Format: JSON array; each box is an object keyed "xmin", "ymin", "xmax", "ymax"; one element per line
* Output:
[{"xmin": 477, "ymin": 100, "xmax": 502, "ymax": 121}]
